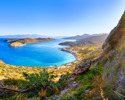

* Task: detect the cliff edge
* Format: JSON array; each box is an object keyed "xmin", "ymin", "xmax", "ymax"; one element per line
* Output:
[{"xmin": 99, "ymin": 12, "xmax": 125, "ymax": 97}]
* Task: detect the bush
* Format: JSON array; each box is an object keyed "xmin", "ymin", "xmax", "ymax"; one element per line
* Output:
[{"xmin": 22, "ymin": 69, "xmax": 65, "ymax": 98}]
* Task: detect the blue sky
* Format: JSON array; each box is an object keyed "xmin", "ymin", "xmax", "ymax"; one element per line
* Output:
[{"xmin": 0, "ymin": 0, "xmax": 125, "ymax": 36}]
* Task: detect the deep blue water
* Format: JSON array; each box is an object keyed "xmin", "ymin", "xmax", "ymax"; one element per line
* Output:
[{"xmin": 0, "ymin": 38, "xmax": 76, "ymax": 67}]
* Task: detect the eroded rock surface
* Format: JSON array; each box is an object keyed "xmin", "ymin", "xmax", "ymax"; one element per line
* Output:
[
  {"xmin": 72, "ymin": 61, "xmax": 91, "ymax": 75},
  {"xmin": 100, "ymin": 12, "xmax": 125, "ymax": 93}
]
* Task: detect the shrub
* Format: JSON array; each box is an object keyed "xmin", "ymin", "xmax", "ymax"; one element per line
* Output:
[{"xmin": 22, "ymin": 69, "xmax": 65, "ymax": 98}]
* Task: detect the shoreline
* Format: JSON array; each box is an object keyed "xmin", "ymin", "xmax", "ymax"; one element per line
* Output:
[
  {"xmin": 0, "ymin": 46, "xmax": 79, "ymax": 69},
  {"xmin": 0, "ymin": 39, "xmax": 79, "ymax": 69},
  {"xmin": 6, "ymin": 38, "xmax": 54, "ymax": 47},
  {"xmin": 49, "ymin": 47, "xmax": 79, "ymax": 69}
]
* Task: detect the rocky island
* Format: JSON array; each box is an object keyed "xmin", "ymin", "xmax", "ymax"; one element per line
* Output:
[{"xmin": 6, "ymin": 38, "xmax": 54, "ymax": 47}]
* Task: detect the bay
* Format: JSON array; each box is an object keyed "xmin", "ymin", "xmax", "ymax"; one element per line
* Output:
[{"xmin": 0, "ymin": 39, "xmax": 76, "ymax": 67}]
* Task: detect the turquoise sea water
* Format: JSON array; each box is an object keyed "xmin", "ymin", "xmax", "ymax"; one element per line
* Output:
[{"xmin": 0, "ymin": 39, "xmax": 76, "ymax": 67}]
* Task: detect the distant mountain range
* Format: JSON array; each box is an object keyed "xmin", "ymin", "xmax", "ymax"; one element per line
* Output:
[
  {"xmin": 0, "ymin": 33, "xmax": 108, "ymax": 42},
  {"xmin": 64, "ymin": 33, "xmax": 108, "ymax": 42},
  {"xmin": 0, "ymin": 34, "xmax": 49, "ymax": 38},
  {"xmin": 64, "ymin": 34, "xmax": 90, "ymax": 40},
  {"xmin": 0, "ymin": 34, "xmax": 69, "ymax": 39}
]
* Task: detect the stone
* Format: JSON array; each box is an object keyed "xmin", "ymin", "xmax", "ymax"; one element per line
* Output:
[
  {"xmin": 72, "ymin": 83, "xmax": 78, "ymax": 87},
  {"xmin": 60, "ymin": 75, "xmax": 67, "ymax": 80},
  {"xmin": 67, "ymin": 75, "xmax": 74, "ymax": 79},
  {"xmin": 72, "ymin": 61, "xmax": 91, "ymax": 75},
  {"xmin": 85, "ymin": 89, "xmax": 90, "ymax": 94},
  {"xmin": 120, "ymin": 75, "xmax": 125, "ymax": 87},
  {"xmin": 61, "ymin": 88, "xmax": 70, "ymax": 94},
  {"xmin": 56, "ymin": 98, "xmax": 61, "ymax": 100}
]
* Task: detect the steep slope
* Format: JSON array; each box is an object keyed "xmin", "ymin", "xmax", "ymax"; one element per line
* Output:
[{"xmin": 99, "ymin": 12, "xmax": 125, "ymax": 98}]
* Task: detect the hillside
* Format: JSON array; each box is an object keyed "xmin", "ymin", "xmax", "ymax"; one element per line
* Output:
[
  {"xmin": 0, "ymin": 12, "xmax": 124, "ymax": 100},
  {"xmin": 98, "ymin": 12, "xmax": 125, "ymax": 99},
  {"xmin": 79, "ymin": 33, "xmax": 108, "ymax": 42},
  {"xmin": 64, "ymin": 33, "xmax": 108, "ymax": 42},
  {"xmin": 59, "ymin": 34, "xmax": 108, "ymax": 47},
  {"xmin": 64, "ymin": 34, "xmax": 90, "ymax": 40},
  {"xmin": 51, "ymin": 12, "xmax": 125, "ymax": 99}
]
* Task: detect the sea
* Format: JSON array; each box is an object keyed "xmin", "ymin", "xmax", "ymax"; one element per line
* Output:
[{"xmin": 0, "ymin": 38, "xmax": 76, "ymax": 67}]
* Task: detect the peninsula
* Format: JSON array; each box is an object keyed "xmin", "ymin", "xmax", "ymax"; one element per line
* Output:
[{"xmin": 6, "ymin": 38, "xmax": 54, "ymax": 47}]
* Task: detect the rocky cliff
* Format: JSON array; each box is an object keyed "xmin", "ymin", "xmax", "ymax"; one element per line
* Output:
[{"xmin": 99, "ymin": 12, "xmax": 125, "ymax": 98}]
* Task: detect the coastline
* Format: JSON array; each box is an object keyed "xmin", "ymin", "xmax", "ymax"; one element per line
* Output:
[
  {"xmin": 0, "ymin": 46, "xmax": 78, "ymax": 80},
  {"xmin": 0, "ymin": 46, "xmax": 79, "ymax": 69},
  {"xmin": 6, "ymin": 38, "xmax": 54, "ymax": 47},
  {"xmin": 49, "ymin": 47, "xmax": 79, "ymax": 69},
  {"xmin": 0, "ymin": 39, "xmax": 80, "ymax": 72}
]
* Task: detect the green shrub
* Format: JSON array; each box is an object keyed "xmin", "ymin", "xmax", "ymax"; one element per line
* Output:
[{"xmin": 21, "ymin": 69, "xmax": 65, "ymax": 97}]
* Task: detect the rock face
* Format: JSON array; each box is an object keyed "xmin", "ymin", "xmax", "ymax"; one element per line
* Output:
[
  {"xmin": 100, "ymin": 12, "xmax": 125, "ymax": 93},
  {"xmin": 72, "ymin": 61, "xmax": 91, "ymax": 75},
  {"xmin": 6, "ymin": 38, "xmax": 54, "ymax": 47}
]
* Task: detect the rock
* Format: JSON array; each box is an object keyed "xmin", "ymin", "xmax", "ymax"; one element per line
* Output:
[
  {"xmin": 72, "ymin": 61, "xmax": 91, "ymax": 75},
  {"xmin": 67, "ymin": 75, "xmax": 75, "ymax": 80},
  {"xmin": 56, "ymin": 98, "xmax": 61, "ymax": 100},
  {"xmin": 61, "ymin": 88, "xmax": 70, "ymax": 94},
  {"xmin": 72, "ymin": 83, "xmax": 78, "ymax": 87},
  {"xmin": 120, "ymin": 75, "xmax": 125, "ymax": 88},
  {"xmin": 60, "ymin": 75, "xmax": 67, "ymax": 80},
  {"xmin": 85, "ymin": 89, "xmax": 90, "ymax": 94},
  {"xmin": 99, "ymin": 12, "xmax": 125, "ymax": 95}
]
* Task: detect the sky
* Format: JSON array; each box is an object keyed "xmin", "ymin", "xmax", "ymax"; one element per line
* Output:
[{"xmin": 0, "ymin": 0, "xmax": 125, "ymax": 36}]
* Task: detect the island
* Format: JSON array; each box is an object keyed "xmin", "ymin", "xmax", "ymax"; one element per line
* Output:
[{"xmin": 6, "ymin": 38, "xmax": 54, "ymax": 47}]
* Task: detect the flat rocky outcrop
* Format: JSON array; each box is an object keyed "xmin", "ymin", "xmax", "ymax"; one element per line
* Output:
[{"xmin": 6, "ymin": 38, "xmax": 54, "ymax": 47}]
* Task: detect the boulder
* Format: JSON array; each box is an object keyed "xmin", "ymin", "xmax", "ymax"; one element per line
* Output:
[{"xmin": 72, "ymin": 61, "xmax": 91, "ymax": 75}]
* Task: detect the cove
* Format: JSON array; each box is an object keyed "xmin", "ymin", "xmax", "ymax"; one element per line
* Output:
[{"xmin": 0, "ymin": 39, "xmax": 76, "ymax": 67}]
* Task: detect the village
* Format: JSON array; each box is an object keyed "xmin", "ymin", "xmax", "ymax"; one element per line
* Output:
[{"xmin": 49, "ymin": 46, "xmax": 83, "ymax": 69}]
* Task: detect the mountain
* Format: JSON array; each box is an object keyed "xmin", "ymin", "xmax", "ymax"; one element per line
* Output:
[
  {"xmin": 79, "ymin": 33, "xmax": 108, "ymax": 42},
  {"xmin": 59, "ymin": 33, "xmax": 108, "ymax": 47},
  {"xmin": 0, "ymin": 34, "xmax": 49, "ymax": 38},
  {"xmin": 98, "ymin": 12, "xmax": 125, "ymax": 97},
  {"xmin": 70, "ymin": 12, "xmax": 125, "ymax": 99},
  {"xmin": 63, "ymin": 34, "xmax": 90, "ymax": 40}
]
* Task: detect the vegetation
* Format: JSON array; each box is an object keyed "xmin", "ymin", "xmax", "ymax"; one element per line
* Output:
[
  {"xmin": 1, "ymin": 69, "xmax": 65, "ymax": 99},
  {"xmin": 1, "ymin": 11, "xmax": 125, "ymax": 99},
  {"xmin": 0, "ymin": 41, "xmax": 103, "ymax": 99}
]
